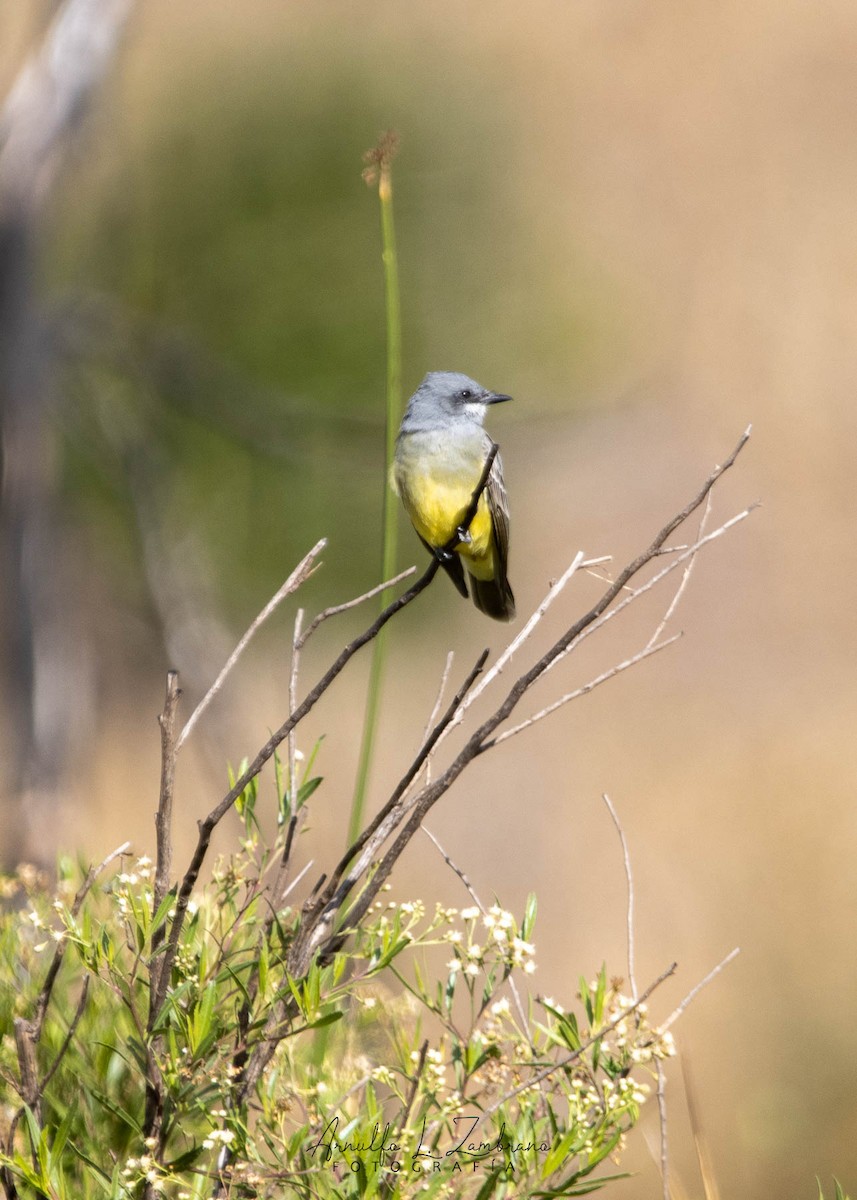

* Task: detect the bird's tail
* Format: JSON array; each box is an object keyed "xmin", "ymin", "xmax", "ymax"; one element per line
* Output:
[{"xmin": 468, "ymin": 573, "xmax": 516, "ymax": 622}]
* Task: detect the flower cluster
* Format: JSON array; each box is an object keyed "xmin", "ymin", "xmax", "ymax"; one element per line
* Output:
[{"xmin": 445, "ymin": 903, "xmax": 537, "ymax": 980}]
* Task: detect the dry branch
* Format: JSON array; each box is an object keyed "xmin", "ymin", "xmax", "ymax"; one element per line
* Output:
[
  {"xmin": 176, "ymin": 540, "xmax": 326, "ymax": 752},
  {"xmin": 287, "ymin": 428, "xmax": 754, "ymax": 975}
]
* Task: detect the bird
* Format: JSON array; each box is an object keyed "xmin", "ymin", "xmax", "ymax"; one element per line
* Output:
[{"xmin": 392, "ymin": 371, "xmax": 515, "ymax": 621}]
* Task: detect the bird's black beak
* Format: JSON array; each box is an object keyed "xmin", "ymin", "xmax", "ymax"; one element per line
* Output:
[{"xmin": 485, "ymin": 391, "xmax": 513, "ymax": 405}]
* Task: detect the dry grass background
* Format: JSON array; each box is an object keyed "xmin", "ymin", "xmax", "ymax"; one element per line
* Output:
[{"xmin": 3, "ymin": 1, "xmax": 857, "ymax": 1196}]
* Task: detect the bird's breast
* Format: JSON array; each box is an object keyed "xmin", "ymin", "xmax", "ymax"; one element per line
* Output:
[{"xmin": 394, "ymin": 431, "xmax": 493, "ymax": 555}]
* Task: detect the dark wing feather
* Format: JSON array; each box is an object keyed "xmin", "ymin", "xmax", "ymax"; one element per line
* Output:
[
  {"xmin": 467, "ymin": 446, "xmax": 516, "ymax": 621},
  {"xmin": 486, "ymin": 450, "xmax": 511, "ymax": 583}
]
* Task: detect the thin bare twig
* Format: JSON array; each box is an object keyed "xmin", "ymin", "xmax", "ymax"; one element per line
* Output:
[
  {"xmin": 400, "ymin": 1040, "xmax": 428, "ymax": 1133},
  {"xmin": 426, "ymin": 550, "xmax": 587, "ymax": 758},
  {"xmin": 485, "ymin": 632, "xmax": 682, "ymax": 748},
  {"xmin": 538, "ymin": 503, "xmax": 757, "ymax": 691},
  {"xmin": 421, "ymin": 827, "xmax": 483, "ymax": 910},
  {"xmin": 660, "ymin": 947, "xmax": 741, "ymax": 1033},
  {"xmin": 421, "ymin": 828, "xmax": 533, "ymax": 1033},
  {"xmin": 314, "ymin": 650, "xmax": 490, "ymax": 921},
  {"xmin": 645, "ymin": 491, "xmax": 712, "ymax": 653},
  {"xmin": 289, "ymin": 608, "xmax": 304, "ymax": 821},
  {"xmin": 421, "ymin": 651, "xmax": 455, "ymax": 787},
  {"xmin": 656, "ymin": 1059, "xmax": 669, "ymax": 1200},
  {"xmin": 152, "ymin": 671, "xmax": 180, "ymax": 942},
  {"xmin": 602, "ymin": 794, "xmax": 637, "ymax": 1001},
  {"xmin": 296, "ymin": 566, "xmax": 416, "ymax": 650},
  {"xmin": 176, "ymin": 540, "xmax": 326, "ymax": 752}
]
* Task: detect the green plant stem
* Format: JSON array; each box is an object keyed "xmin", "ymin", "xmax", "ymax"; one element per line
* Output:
[{"xmin": 348, "ymin": 142, "xmax": 402, "ymax": 846}]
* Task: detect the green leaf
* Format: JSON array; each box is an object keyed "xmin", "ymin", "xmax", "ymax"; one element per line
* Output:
[
  {"xmin": 49, "ymin": 1099, "xmax": 78, "ymax": 1170},
  {"xmin": 297, "ymin": 775, "xmax": 323, "ymax": 808},
  {"xmin": 522, "ymin": 892, "xmax": 538, "ymax": 941},
  {"xmin": 88, "ymin": 1087, "xmax": 144, "ymax": 1136},
  {"xmin": 305, "ymin": 1009, "xmax": 343, "ymax": 1030},
  {"xmin": 150, "ymin": 887, "xmax": 177, "ymax": 938}
]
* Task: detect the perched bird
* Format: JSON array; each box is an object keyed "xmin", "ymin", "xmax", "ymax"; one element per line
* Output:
[{"xmin": 392, "ymin": 371, "xmax": 515, "ymax": 621}]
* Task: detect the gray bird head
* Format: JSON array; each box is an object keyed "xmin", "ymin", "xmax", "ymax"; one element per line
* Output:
[{"xmin": 399, "ymin": 371, "xmax": 512, "ymax": 433}]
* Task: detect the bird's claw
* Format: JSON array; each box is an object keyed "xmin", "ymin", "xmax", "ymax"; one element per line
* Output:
[{"xmin": 455, "ymin": 525, "xmax": 472, "ymax": 546}]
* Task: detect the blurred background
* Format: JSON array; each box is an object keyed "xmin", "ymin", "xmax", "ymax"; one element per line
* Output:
[{"xmin": 2, "ymin": 0, "xmax": 856, "ymax": 1195}]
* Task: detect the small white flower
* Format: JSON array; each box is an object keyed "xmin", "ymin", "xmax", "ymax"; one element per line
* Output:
[
  {"xmin": 461, "ymin": 906, "xmax": 480, "ymax": 921},
  {"xmin": 487, "ymin": 905, "xmax": 515, "ymax": 930}
]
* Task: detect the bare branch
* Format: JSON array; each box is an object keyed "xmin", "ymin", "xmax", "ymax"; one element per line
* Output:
[
  {"xmin": 176, "ymin": 540, "xmax": 326, "ymax": 752},
  {"xmin": 288, "ymin": 608, "xmax": 304, "ymax": 822},
  {"xmin": 319, "ymin": 650, "xmax": 490, "ymax": 911},
  {"xmin": 645, "ymin": 490, "xmax": 712, "ymax": 653},
  {"xmin": 603, "ymin": 794, "xmax": 637, "ymax": 1001},
  {"xmin": 427, "ymin": 550, "xmax": 587, "ymax": 755},
  {"xmin": 421, "ymin": 826, "xmax": 483, "ymax": 910},
  {"xmin": 538, "ymin": 504, "xmax": 757, "ymax": 690},
  {"xmin": 421, "ymin": 651, "xmax": 455, "ymax": 786},
  {"xmin": 660, "ymin": 947, "xmax": 740, "ymax": 1033},
  {"xmin": 296, "ymin": 566, "xmax": 416, "ymax": 650},
  {"xmin": 656, "ymin": 1059, "xmax": 669, "ymax": 1200},
  {"xmin": 485, "ymin": 633, "xmax": 682, "ymax": 748},
  {"xmin": 152, "ymin": 671, "xmax": 180, "ymax": 951},
  {"xmin": 422, "ymin": 827, "xmax": 533, "ymax": 1032}
]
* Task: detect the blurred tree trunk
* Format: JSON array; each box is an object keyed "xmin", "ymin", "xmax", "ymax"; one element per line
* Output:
[{"xmin": 0, "ymin": 0, "xmax": 134, "ymax": 865}]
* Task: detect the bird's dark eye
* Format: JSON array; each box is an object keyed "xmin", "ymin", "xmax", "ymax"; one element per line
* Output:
[{"xmin": 457, "ymin": 389, "xmax": 473, "ymax": 401}]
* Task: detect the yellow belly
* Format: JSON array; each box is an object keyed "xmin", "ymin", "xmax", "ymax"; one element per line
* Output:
[{"xmin": 395, "ymin": 463, "xmax": 497, "ymax": 582}]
